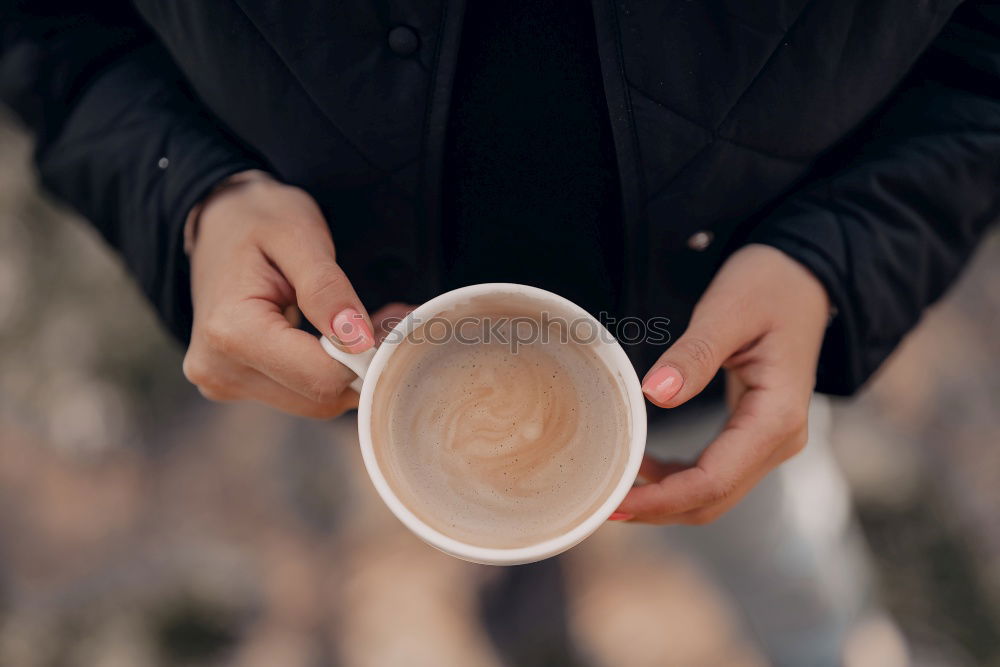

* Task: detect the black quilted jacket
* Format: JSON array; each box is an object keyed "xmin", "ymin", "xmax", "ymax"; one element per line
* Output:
[{"xmin": 2, "ymin": 0, "xmax": 998, "ymax": 394}]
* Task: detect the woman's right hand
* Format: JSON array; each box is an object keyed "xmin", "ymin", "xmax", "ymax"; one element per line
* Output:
[{"xmin": 183, "ymin": 172, "xmax": 375, "ymax": 418}]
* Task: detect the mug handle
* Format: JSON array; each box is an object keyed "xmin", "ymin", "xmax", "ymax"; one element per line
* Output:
[{"xmin": 319, "ymin": 336, "xmax": 376, "ymax": 393}]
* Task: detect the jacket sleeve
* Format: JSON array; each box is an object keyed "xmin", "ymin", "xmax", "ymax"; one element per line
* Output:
[
  {"xmin": 749, "ymin": 0, "xmax": 1000, "ymax": 395},
  {"xmin": 0, "ymin": 1, "xmax": 264, "ymax": 343}
]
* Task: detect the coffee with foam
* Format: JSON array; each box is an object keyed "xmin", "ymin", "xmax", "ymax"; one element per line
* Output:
[{"xmin": 371, "ymin": 295, "xmax": 631, "ymax": 549}]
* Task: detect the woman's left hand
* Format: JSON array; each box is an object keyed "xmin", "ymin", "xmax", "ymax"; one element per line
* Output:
[{"xmin": 614, "ymin": 244, "xmax": 831, "ymax": 525}]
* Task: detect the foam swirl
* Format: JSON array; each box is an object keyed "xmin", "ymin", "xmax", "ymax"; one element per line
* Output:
[
  {"xmin": 423, "ymin": 347, "xmax": 579, "ymax": 504},
  {"xmin": 372, "ymin": 302, "xmax": 631, "ymax": 549}
]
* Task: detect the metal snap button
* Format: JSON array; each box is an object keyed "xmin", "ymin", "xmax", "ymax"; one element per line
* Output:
[
  {"xmin": 387, "ymin": 26, "xmax": 419, "ymax": 56},
  {"xmin": 687, "ymin": 230, "xmax": 714, "ymax": 251}
]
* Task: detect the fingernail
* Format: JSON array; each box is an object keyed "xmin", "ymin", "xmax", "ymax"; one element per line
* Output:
[
  {"xmin": 608, "ymin": 512, "xmax": 634, "ymax": 521},
  {"xmin": 331, "ymin": 308, "xmax": 374, "ymax": 353},
  {"xmin": 642, "ymin": 365, "xmax": 683, "ymax": 403}
]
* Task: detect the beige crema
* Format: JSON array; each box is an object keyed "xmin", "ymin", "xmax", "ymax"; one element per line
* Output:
[{"xmin": 372, "ymin": 298, "xmax": 631, "ymax": 549}]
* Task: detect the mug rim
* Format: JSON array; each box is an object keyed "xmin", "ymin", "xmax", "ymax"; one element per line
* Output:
[{"xmin": 356, "ymin": 283, "xmax": 647, "ymax": 565}]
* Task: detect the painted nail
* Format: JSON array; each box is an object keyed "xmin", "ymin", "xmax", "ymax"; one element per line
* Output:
[
  {"xmin": 331, "ymin": 308, "xmax": 374, "ymax": 353},
  {"xmin": 608, "ymin": 512, "xmax": 634, "ymax": 521},
  {"xmin": 642, "ymin": 365, "xmax": 683, "ymax": 403}
]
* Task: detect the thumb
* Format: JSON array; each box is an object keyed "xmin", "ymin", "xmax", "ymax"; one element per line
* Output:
[
  {"xmin": 265, "ymin": 221, "xmax": 374, "ymax": 353},
  {"xmin": 642, "ymin": 311, "xmax": 744, "ymax": 409}
]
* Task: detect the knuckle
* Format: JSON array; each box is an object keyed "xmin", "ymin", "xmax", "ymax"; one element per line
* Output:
[
  {"xmin": 182, "ymin": 351, "xmax": 238, "ymax": 402},
  {"xmin": 301, "ymin": 372, "xmax": 348, "ymax": 405},
  {"xmin": 705, "ymin": 477, "xmax": 736, "ymax": 505},
  {"xmin": 201, "ymin": 317, "xmax": 239, "ymax": 356},
  {"xmin": 192, "ymin": 372, "xmax": 237, "ymax": 401},
  {"xmin": 302, "ymin": 265, "xmax": 349, "ymax": 303},
  {"xmin": 302, "ymin": 380, "xmax": 329, "ymax": 405},
  {"xmin": 182, "ymin": 352, "xmax": 212, "ymax": 387},
  {"xmin": 679, "ymin": 335, "xmax": 717, "ymax": 373},
  {"xmin": 295, "ymin": 391, "xmax": 351, "ymax": 420}
]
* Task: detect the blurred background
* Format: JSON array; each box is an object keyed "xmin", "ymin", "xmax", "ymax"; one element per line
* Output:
[{"xmin": 1, "ymin": 107, "xmax": 998, "ymax": 667}]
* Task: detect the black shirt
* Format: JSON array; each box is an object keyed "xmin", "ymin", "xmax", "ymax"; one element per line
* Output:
[{"xmin": 442, "ymin": 0, "xmax": 623, "ymax": 319}]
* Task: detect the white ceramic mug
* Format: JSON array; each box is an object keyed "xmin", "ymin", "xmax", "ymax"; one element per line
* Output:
[{"xmin": 320, "ymin": 283, "xmax": 647, "ymax": 565}]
